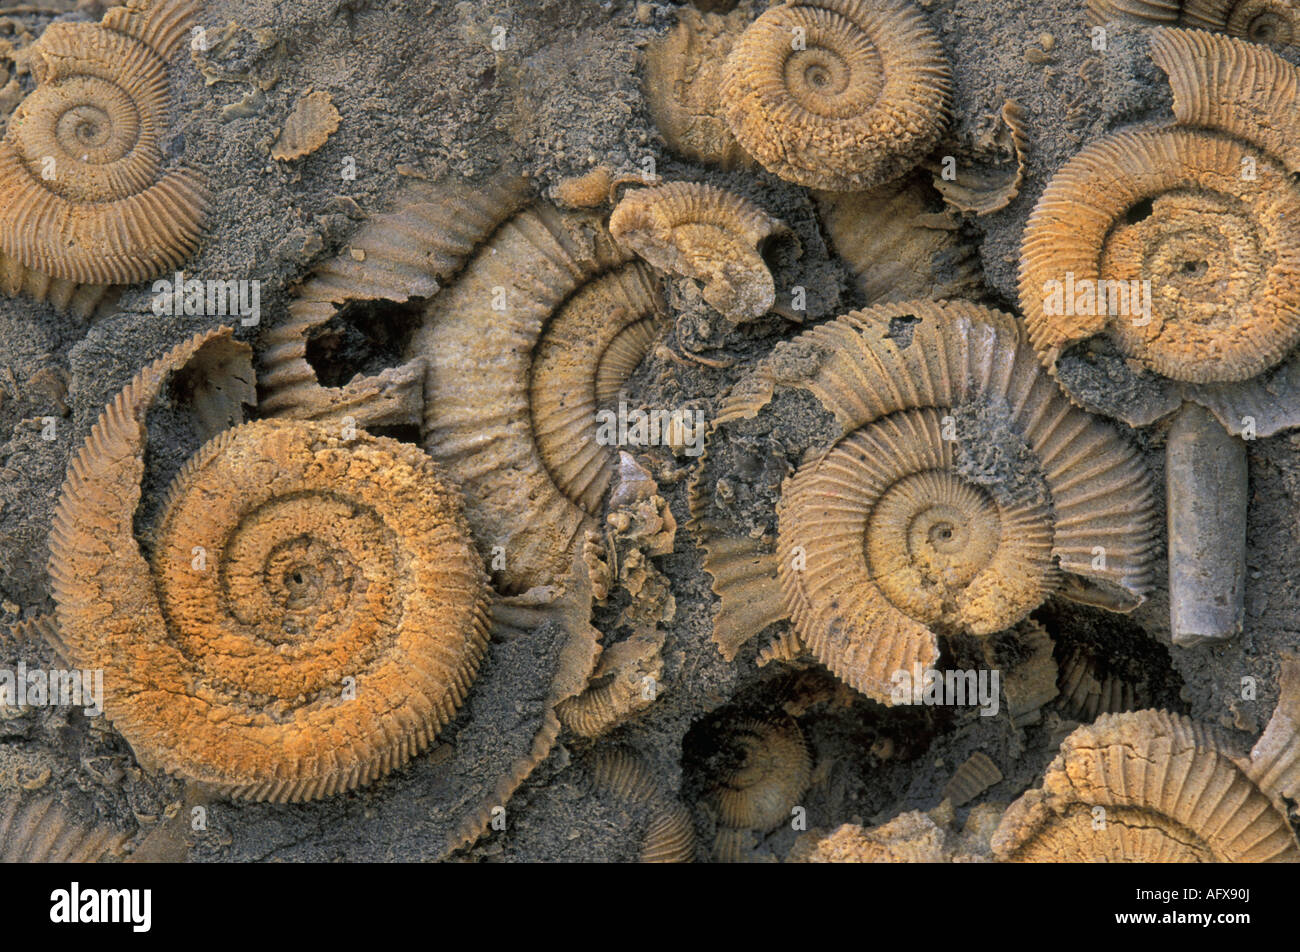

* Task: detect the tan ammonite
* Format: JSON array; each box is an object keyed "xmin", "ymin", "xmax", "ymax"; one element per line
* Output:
[
  {"xmin": 1087, "ymin": 0, "xmax": 1299, "ymax": 45},
  {"xmin": 258, "ymin": 170, "xmax": 671, "ymax": 593},
  {"xmin": 47, "ymin": 327, "xmax": 492, "ymax": 802},
  {"xmin": 706, "ymin": 717, "xmax": 812, "ymax": 833},
  {"xmin": 689, "ymin": 300, "xmax": 1158, "ymax": 703},
  {"xmin": 1021, "ymin": 29, "xmax": 1300, "ymax": 386},
  {"xmin": 992, "ymin": 710, "xmax": 1300, "ymax": 862},
  {"xmin": 0, "ymin": 0, "xmax": 207, "ymax": 317},
  {"xmin": 718, "ymin": 0, "xmax": 953, "ymax": 191},
  {"xmin": 609, "ymin": 181, "xmax": 789, "ymax": 322}
]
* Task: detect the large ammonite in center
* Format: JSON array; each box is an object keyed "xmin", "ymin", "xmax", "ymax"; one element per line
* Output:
[
  {"xmin": 690, "ymin": 300, "xmax": 1158, "ymax": 703},
  {"xmin": 49, "ymin": 329, "xmax": 491, "ymax": 802},
  {"xmin": 780, "ymin": 411, "xmax": 1054, "ymax": 639}
]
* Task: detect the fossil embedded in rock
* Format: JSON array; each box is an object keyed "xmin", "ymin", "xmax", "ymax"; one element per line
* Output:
[
  {"xmin": 0, "ymin": 0, "xmax": 207, "ymax": 316},
  {"xmin": 271, "ymin": 88, "xmax": 341, "ymax": 161},
  {"xmin": 609, "ymin": 181, "xmax": 789, "ymax": 323},
  {"xmin": 718, "ymin": 0, "xmax": 952, "ymax": 190},
  {"xmin": 1087, "ymin": 0, "xmax": 1299, "ymax": 45},
  {"xmin": 706, "ymin": 717, "xmax": 811, "ymax": 832},
  {"xmin": 691, "ymin": 300, "xmax": 1159, "ymax": 701},
  {"xmin": 1021, "ymin": 28, "xmax": 1300, "ymax": 646},
  {"xmin": 992, "ymin": 710, "xmax": 1300, "ymax": 862},
  {"xmin": 47, "ymin": 327, "xmax": 493, "ymax": 802},
  {"xmin": 586, "ymin": 748, "xmax": 697, "ymax": 862},
  {"xmin": 642, "ymin": 6, "xmax": 754, "ymax": 169},
  {"xmin": 259, "ymin": 173, "xmax": 670, "ymax": 592},
  {"xmin": 814, "ymin": 174, "xmax": 982, "ymax": 305},
  {"xmin": 0, "ymin": 793, "xmax": 132, "ymax": 863}
]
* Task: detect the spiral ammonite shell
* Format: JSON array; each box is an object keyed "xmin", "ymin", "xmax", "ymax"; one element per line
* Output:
[
  {"xmin": 609, "ymin": 182, "xmax": 787, "ymax": 322},
  {"xmin": 587, "ymin": 749, "xmax": 697, "ymax": 862},
  {"xmin": 1088, "ymin": 0, "xmax": 1299, "ymax": 45},
  {"xmin": 708, "ymin": 717, "xmax": 811, "ymax": 832},
  {"xmin": 0, "ymin": 0, "xmax": 207, "ymax": 293},
  {"xmin": 48, "ymin": 328, "xmax": 492, "ymax": 802},
  {"xmin": 1020, "ymin": 127, "xmax": 1300, "ymax": 384},
  {"xmin": 261, "ymin": 173, "xmax": 670, "ymax": 592},
  {"xmin": 992, "ymin": 710, "xmax": 1300, "ymax": 862},
  {"xmin": 691, "ymin": 301, "xmax": 1158, "ymax": 695},
  {"xmin": 718, "ymin": 0, "xmax": 953, "ymax": 191}
]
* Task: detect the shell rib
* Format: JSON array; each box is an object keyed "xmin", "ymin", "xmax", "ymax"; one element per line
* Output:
[
  {"xmin": 0, "ymin": 794, "xmax": 131, "ymax": 863},
  {"xmin": 693, "ymin": 300, "xmax": 1159, "ymax": 697},
  {"xmin": 587, "ymin": 749, "xmax": 697, "ymax": 862},
  {"xmin": 1088, "ymin": 0, "xmax": 1300, "ymax": 46},
  {"xmin": 0, "ymin": 0, "xmax": 207, "ymax": 297},
  {"xmin": 718, "ymin": 0, "xmax": 953, "ymax": 190},
  {"xmin": 47, "ymin": 328, "xmax": 492, "ymax": 802},
  {"xmin": 993, "ymin": 710, "xmax": 1300, "ymax": 862}
]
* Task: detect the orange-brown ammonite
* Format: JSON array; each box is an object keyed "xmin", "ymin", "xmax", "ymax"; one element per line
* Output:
[{"xmin": 48, "ymin": 329, "xmax": 491, "ymax": 802}]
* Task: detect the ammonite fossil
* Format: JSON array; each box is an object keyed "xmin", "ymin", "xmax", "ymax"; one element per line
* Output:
[
  {"xmin": 1020, "ymin": 27, "xmax": 1300, "ymax": 646},
  {"xmin": 992, "ymin": 710, "xmax": 1300, "ymax": 862},
  {"xmin": 0, "ymin": 793, "xmax": 131, "ymax": 863},
  {"xmin": 690, "ymin": 300, "xmax": 1158, "ymax": 702},
  {"xmin": 642, "ymin": 6, "xmax": 754, "ymax": 169},
  {"xmin": 706, "ymin": 717, "xmax": 811, "ymax": 832},
  {"xmin": 260, "ymin": 171, "xmax": 671, "ymax": 592},
  {"xmin": 718, "ymin": 0, "xmax": 953, "ymax": 191},
  {"xmin": 814, "ymin": 174, "xmax": 982, "ymax": 305},
  {"xmin": 940, "ymin": 752, "xmax": 1002, "ymax": 807},
  {"xmin": 0, "ymin": 0, "xmax": 207, "ymax": 317},
  {"xmin": 47, "ymin": 327, "xmax": 493, "ymax": 801},
  {"xmin": 1087, "ymin": 0, "xmax": 1299, "ymax": 45},
  {"xmin": 609, "ymin": 181, "xmax": 789, "ymax": 323},
  {"xmin": 586, "ymin": 748, "xmax": 697, "ymax": 862}
]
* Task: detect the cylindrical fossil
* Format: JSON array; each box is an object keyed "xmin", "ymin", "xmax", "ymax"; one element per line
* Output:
[{"xmin": 1166, "ymin": 403, "xmax": 1247, "ymax": 645}]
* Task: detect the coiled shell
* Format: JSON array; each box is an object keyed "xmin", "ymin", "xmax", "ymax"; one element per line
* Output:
[
  {"xmin": 718, "ymin": 0, "xmax": 953, "ymax": 190},
  {"xmin": 47, "ymin": 328, "xmax": 492, "ymax": 802}
]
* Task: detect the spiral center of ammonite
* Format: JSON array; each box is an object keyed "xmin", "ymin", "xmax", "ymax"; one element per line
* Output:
[
  {"xmin": 781, "ymin": 21, "xmax": 884, "ymax": 118},
  {"xmin": 866, "ymin": 471, "xmax": 1002, "ymax": 625},
  {"xmin": 1100, "ymin": 188, "xmax": 1283, "ymax": 383},
  {"xmin": 1230, "ymin": 2, "xmax": 1294, "ymax": 44},
  {"xmin": 58, "ymin": 105, "xmax": 112, "ymax": 150},
  {"xmin": 263, "ymin": 536, "xmax": 356, "ymax": 639}
]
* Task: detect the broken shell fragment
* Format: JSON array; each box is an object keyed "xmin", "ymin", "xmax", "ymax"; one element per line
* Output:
[
  {"xmin": 1, "ymin": 793, "xmax": 131, "ymax": 863},
  {"xmin": 271, "ymin": 88, "xmax": 341, "ymax": 161},
  {"xmin": 929, "ymin": 100, "xmax": 1029, "ymax": 216},
  {"xmin": 0, "ymin": 0, "xmax": 207, "ymax": 308},
  {"xmin": 993, "ymin": 710, "xmax": 1300, "ymax": 862},
  {"xmin": 814, "ymin": 174, "xmax": 982, "ymax": 305},
  {"xmin": 941, "ymin": 752, "xmax": 1002, "ymax": 807},
  {"xmin": 47, "ymin": 327, "xmax": 492, "ymax": 802},
  {"xmin": 642, "ymin": 7, "xmax": 754, "ymax": 169},
  {"xmin": 609, "ymin": 182, "xmax": 788, "ymax": 322},
  {"xmin": 719, "ymin": 0, "xmax": 953, "ymax": 190}
]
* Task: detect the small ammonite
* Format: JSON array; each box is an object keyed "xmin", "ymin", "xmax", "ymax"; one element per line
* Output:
[
  {"xmin": 706, "ymin": 717, "xmax": 812, "ymax": 832},
  {"xmin": 992, "ymin": 710, "xmax": 1300, "ymax": 862},
  {"xmin": 1088, "ymin": 0, "xmax": 1299, "ymax": 46},
  {"xmin": 0, "ymin": 0, "xmax": 207, "ymax": 315},
  {"xmin": 609, "ymin": 181, "xmax": 789, "ymax": 322},
  {"xmin": 718, "ymin": 0, "xmax": 953, "ymax": 191},
  {"xmin": 689, "ymin": 300, "xmax": 1159, "ymax": 702},
  {"xmin": 47, "ymin": 328, "xmax": 492, "ymax": 802}
]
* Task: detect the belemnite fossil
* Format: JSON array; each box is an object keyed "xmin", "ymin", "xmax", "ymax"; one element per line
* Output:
[{"xmin": 4, "ymin": 0, "xmax": 1300, "ymax": 865}]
